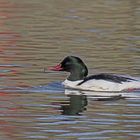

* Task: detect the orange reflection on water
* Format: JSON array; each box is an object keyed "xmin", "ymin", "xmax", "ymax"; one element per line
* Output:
[
  {"xmin": 0, "ymin": 91, "xmax": 23, "ymax": 139},
  {"xmin": 0, "ymin": 1, "xmax": 26, "ymax": 88}
]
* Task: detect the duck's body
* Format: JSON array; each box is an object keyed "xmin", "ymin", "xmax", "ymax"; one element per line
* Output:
[
  {"xmin": 63, "ymin": 74, "xmax": 140, "ymax": 91},
  {"xmin": 49, "ymin": 56, "xmax": 140, "ymax": 92}
]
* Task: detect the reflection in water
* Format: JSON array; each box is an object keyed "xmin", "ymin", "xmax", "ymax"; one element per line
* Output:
[
  {"xmin": 61, "ymin": 95, "xmax": 87, "ymax": 115},
  {"xmin": 60, "ymin": 87, "xmax": 140, "ymax": 116},
  {"xmin": 0, "ymin": 86, "xmax": 140, "ymax": 140},
  {"xmin": 0, "ymin": 0, "xmax": 24, "ymax": 88},
  {"xmin": 64, "ymin": 88, "xmax": 140, "ymax": 99},
  {"xmin": 60, "ymin": 93, "xmax": 123, "ymax": 116}
]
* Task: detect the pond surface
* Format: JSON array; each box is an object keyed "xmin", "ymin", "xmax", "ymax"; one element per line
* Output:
[{"xmin": 0, "ymin": 0, "xmax": 140, "ymax": 140}]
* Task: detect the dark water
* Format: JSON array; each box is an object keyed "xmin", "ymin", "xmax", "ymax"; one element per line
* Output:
[{"xmin": 0, "ymin": 0, "xmax": 140, "ymax": 140}]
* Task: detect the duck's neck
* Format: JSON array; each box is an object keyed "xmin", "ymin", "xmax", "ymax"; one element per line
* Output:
[
  {"xmin": 67, "ymin": 72, "xmax": 84, "ymax": 81},
  {"xmin": 67, "ymin": 68, "xmax": 88, "ymax": 81}
]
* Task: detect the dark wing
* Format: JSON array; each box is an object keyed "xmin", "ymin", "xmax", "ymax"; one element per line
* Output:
[{"xmin": 78, "ymin": 73, "xmax": 137, "ymax": 85}]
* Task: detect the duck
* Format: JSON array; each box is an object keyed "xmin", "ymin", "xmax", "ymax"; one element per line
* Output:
[{"xmin": 48, "ymin": 56, "xmax": 140, "ymax": 91}]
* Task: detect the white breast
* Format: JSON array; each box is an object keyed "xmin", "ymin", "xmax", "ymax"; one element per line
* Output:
[{"xmin": 62, "ymin": 79, "xmax": 82, "ymax": 89}]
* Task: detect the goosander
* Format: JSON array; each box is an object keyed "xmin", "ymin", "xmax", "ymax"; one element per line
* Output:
[{"xmin": 48, "ymin": 56, "xmax": 140, "ymax": 91}]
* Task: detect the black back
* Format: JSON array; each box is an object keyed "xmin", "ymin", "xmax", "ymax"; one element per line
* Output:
[{"xmin": 78, "ymin": 73, "xmax": 137, "ymax": 85}]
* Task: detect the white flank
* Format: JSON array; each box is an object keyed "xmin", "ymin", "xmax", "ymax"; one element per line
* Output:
[{"xmin": 62, "ymin": 79, "xmax": 140, "ymax": 92}]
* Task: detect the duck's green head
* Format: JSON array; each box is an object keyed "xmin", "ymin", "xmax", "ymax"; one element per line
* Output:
[{"xmin": 49, "ymin": 56, "xmax": 88, "ymax": 81}]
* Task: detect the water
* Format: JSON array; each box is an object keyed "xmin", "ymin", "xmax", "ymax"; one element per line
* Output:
[{"xmin": 0, "ymin": 0, "xmax": 140, "ymax": 139}]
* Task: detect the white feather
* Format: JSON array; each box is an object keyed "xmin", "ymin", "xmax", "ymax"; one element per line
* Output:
[{"xmin": 62, "ymin": 79, "xmax": 140, "ymax": 91}]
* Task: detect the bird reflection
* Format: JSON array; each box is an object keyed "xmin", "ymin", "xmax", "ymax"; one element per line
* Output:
[
  {"xmin": 60, "ymin": 89, "xmax": 124, "ymax": 115},
  {"xmin": 60, "ymin": 94, "xmax": 87, "ymax": 115}
]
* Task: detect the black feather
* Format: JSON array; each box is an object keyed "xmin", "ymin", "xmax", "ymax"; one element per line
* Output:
[{"xmin": 78, "ymin": 73, "xmax": 136, "ymax": 85}]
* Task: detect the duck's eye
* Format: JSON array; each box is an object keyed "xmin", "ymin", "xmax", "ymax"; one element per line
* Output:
[{"xmin": 65, "ymin": 61, "xmax": 71, "ymax": 66}]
